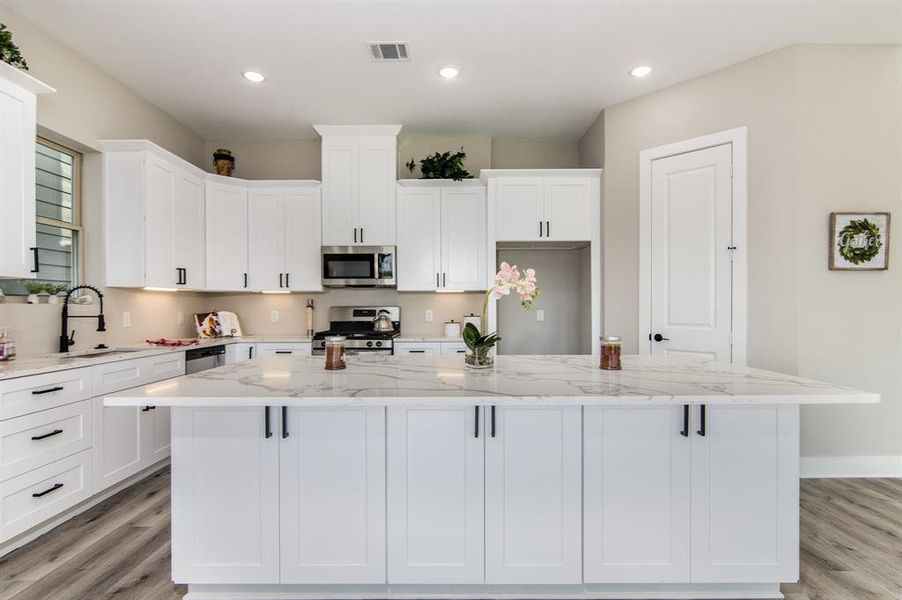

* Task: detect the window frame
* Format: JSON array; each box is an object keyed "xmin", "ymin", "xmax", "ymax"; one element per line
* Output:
[{"xmin": 34, "ymin": 136, "xmax": 83, "ymax": 289}]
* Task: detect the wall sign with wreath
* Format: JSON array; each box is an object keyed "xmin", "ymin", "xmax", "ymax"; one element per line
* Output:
[{"xmin": 829, "ymin": 212, "xmax": 890, "ymax": 271}]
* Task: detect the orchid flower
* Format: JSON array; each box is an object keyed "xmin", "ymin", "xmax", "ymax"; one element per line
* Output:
[{"xmin": 468, "ymin": 263, "xmax": 541, "ymax": 356}]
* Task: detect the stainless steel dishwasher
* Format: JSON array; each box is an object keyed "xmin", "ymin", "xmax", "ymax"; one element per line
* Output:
[{"xmin": 185, "ymin": 345, "xmax": 226, "ymax": 374}]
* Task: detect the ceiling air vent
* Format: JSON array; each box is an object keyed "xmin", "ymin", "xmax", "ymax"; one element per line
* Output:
[{"xmin": 368, "ymin": 42, "xmax": 409, "ymax": 62}]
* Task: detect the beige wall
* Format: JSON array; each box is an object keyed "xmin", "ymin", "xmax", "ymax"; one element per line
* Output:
[
  {"xmin": 595, "ymin": 44, "xmax": 902, "ymax": 460},
  {"xmin": 578, "ymin": 111, "xmax": 604, "ymax": 168},
  {"xmin": 203, "ymin": 139, "xmax": 321, "ymax": 180},
  {"xmin": 491, "ymin": 139, "xmax": 579, "ymax": 169},
  {"xmin": 399, "ymin": 136, "xmax": 492, "ymax": 179}
]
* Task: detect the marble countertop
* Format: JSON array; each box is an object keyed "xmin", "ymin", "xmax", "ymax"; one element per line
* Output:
[
  {"xmin": 0, "ymin": 335, "xmax": 312, "ymax": 380},
  {"xmin": 104, "ymin": 354, "xmax": 879, "ymax": 407},
  {"xmin": 396, "ymin": 334, "xmax": 464, "ymax": 343}
]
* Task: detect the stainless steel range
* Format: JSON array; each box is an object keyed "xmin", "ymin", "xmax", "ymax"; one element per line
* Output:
[{"xmin": 311, "ymin": 306, "xmax": 400, "ymax": 355}]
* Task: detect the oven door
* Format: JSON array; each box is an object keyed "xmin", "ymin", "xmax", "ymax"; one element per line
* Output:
[{"xmin": 321, "ymin": 246, "xmax": 395, "ymax": 287}]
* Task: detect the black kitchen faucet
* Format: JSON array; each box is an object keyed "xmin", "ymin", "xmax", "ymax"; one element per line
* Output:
[{"xmin": 59, "ymin": 285, "xmax": 106, "ymax": 353}]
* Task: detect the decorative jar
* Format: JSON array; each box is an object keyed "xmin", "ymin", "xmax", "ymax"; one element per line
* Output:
[
  {"xmin": 324, "ymin": 335, "xmax": 346, "ymax": 370},
  {"xmin": 599, "ymin": 335, "xmax": 622, "ymax": 370}
]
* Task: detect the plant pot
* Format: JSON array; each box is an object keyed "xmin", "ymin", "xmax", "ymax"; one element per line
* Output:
[
  {"xmin": 26, "ymin": 294, "xmax": 38, "ymax": 304},
  {"xmin": 47, "ymin": 294, "xmax": 60, "ymax": 305},
  {"xmin": 464, "ymin": 351, "xmax": 494, "ymax": 369}
]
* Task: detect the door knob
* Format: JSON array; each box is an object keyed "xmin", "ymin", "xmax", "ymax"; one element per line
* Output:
[{"xmin": 653, "ymin": 333, "xmax": 669, "ymax": 342}]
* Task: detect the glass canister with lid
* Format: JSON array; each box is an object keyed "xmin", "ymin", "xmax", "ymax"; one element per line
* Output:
[
  {"xmin": 599, "ymin": 335, "xmax": 622, "ymax": 370},
  {"xmin": 324, "ymin": 335, "xmax": 347, "ymax": 370}
]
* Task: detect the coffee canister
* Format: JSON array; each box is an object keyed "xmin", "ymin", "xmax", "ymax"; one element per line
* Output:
[{"xmin": 444, "ymin": 320, "xmax": 461, "ymax": 338}]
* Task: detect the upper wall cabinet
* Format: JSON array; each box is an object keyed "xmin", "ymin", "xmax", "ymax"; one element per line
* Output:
[
  {"xmin": 0, "ymin": 63, "xmax": 54, "ymax": 279},
  {"xmin": 482, "ymin": 170, "xmax": 601, "ymax": 242},
  {"xmin": 102, "ymin": 141, "xmax": 206, "ymax": 289},
  {"xmin": 248, "ymin": 184, "xmax": 322, "ymax": 292},
  {"xmin": 316, "ymin": 125, "xmax": 400, "ymax": 246},
  {"xmin": 205, "ymin": 177, "xmax": 249, "ymax": 292},
  {"xmin": 397, "ymin": 180, "xmax": 487, "ymax": 291}
]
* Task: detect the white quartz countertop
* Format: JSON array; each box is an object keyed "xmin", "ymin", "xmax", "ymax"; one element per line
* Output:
[
  {"xmin": 0, "ymin": 335, "xmax": 312, "ymax": 380},
  {"xmin": 396, "ymin": 334, "xmax": 464, "ymax": 343},
  {"xmin": 104, "ymin": 354, "xmax": 879, "ymax": 407}
]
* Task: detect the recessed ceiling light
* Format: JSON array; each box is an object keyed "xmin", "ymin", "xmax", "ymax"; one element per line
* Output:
[
  {"xmin": 630, "ymin": 65, "xmax": 653, "ymax": 78},
  {"xmin": 438, "ymin": 65, "xmax": 460, "ymax": 79},
  {"xmin": 242, "ymin": 71, "xmax": 266, "ymax": 83}
]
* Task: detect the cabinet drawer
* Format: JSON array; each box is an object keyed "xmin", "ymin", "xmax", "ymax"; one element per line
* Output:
[
  {"xmin": 92, "ymin": 359, "xmax": 144, "ymax": 397},
  {"xmin": 255, "ymin": 343, "xmax": 311, "ymax": 357},
  {"xmin": 0, "ymin": 449, "xmax": 93, "ymax": 542},
  {"xmin": 440, "ymin": 342, "xmax": 468, "ymax": 356},
  {"xmin": 0, "ymin": 400, "xmax": 93, "ymax": 482},
  {"xmin": 0, "ymin": 368, "xmax": 92, "ymax": 421},
  {"xmin": 143, "ymin": 352, "xmax": 185, "ymax": 383},
  {"xmin": 394, "ymin": 343, "xmax": 441, "ymax": 356}
]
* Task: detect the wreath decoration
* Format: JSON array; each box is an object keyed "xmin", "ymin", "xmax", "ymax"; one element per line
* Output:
[{"xmin": 837, "ymin": 218, "xmax": 882, "ymax": 264}]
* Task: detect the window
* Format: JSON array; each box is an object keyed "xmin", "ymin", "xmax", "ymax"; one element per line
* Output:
[{"xmin": 4, "ymin": 139, "xmax": 81, "ymax": 295}]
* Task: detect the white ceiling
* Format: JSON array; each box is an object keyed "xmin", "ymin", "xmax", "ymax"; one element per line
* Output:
[{"xmin": 5, "ymin": 0, "xmax": 901, "ymax": 140}]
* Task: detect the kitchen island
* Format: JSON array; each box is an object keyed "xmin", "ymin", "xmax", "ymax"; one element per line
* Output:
[{"xmin": 107, "ymin": 355, "xmax": 877, "ymax": 600}]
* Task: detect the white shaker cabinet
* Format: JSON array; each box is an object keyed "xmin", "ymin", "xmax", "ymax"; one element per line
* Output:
[
  {"xmin": 387, "ymin": 406, "xmax": 484, "ymax": 583},
  {"xmin": 172, "ymin": 406, "xmax": 280, "ymax": 584},
  {"xmin": 583, "ymin": 406, "xmax": 691, "ymax": 583},
  {"xmin": 280, "ymin": 407, "xmax": 385, "ymax": 583},
  {"xmin": 172, "ymin": 170, "xmax": 206, "ymax": 289},
  {"xmin": 316, "ymin": 125, "xmax": 400, "ymax": 246},
  {"xmin": 492, "ymin": 177, "xmax": 545, "ymax": 242},
  {"xmin": 485, "ymin": 406, "xmax": 582, "ymax": 584},
  {"xmin": 397, "ymin": 181, "xmax": 486, "ymax": 291},
  {"xmin": 205, "ymin": 178, "xmax": 249, "ymax": 291},
  {"xmin": 0, "ymin": 63, "xmax": 53, "ymax": 279},
  {"xmin": 248, "ymin": 184, "xmax": 322, "ymax": 292}
]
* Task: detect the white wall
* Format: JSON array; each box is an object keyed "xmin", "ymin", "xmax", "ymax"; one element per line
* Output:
[{"xmin": 589, "ymin": 44, "xmax": 902, "ymax": 464}]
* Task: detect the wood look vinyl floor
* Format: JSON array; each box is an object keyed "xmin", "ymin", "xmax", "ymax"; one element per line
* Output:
[{"xmin": 0, "ymin": 471, "xmax": 900, "ymax": 600}]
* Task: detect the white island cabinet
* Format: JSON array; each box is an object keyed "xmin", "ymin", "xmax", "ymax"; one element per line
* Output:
[{"xmin": 105, "ymin": 354, "xmax": 877, "ymax": 600}]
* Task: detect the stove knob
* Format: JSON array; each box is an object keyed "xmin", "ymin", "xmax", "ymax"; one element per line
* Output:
[
  {"xmin": 376, "ymin": 341, "xmax": 383, "ymax": 347},
  {"xmin": 367, "ymin": 341, "xmax": 373, "ymax": 348}
]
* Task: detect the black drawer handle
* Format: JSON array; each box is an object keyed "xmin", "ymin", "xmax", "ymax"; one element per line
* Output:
[
  {"xmin": 474, "ymin": 406, "xmax": 480, "ymax": 438},
  {"xmin": 32, "ymin": 386, "xmax": 64, "ymax": 395},
  {"xmin": 32, "ymin": 483, "xmax": 64, "ymax": 498},
  {"xmin": 141, "ymin": 406, "xmax": 156, "ymax": 412},
  {"xmin": 491, "ymin": 405, "xmax": 496, "ymax": 438},
  {"xmin": 697, "ymin": 405, "xmax": 706, "ymax": 437},
  {"xmin": 275, "ymin": 351, "xmax": 292, "ymax": 354},
  {"xmin": 264, "ymin": 406, "xmax": 272, "ymax": 438},
  {"xmin": 30, "ymin": 247, "xmax": 39, "ymax": 273},
  {"xmin": 409, "ymin": 350, "xmax": 426, "ymax": 354},
  {"xmin": 31, "ymin": 429, "xmax": 63, "ymax": 441},
  {"xmin": 281, "ymin": 406, "xmax": 289, "ymax": 439},
  {"xmin": 681, "ymin": 404, "xmax": 690, "ymax": 437}
]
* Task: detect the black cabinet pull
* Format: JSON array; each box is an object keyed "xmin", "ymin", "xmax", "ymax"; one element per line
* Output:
[
  {"xmin": 243, "ymin": 273, "xmax": 248, "ymax": 288},
  {"xmin": 539, "ymin": 221, "xmax": 543, "ymax": 238},
  {"xmin": 285, "ymin": 273, "xmax": 289, "ymax": 288},
  {"xmin": 281, "ymin": 406, "xmax": 289, "ymax": 438},
  {"xmin": 360, "ymin": 228, "xmax": 364, "ymax": 243},
  {"xmin": 30, "ymin": 247, "xmax": 39, "ymax": 273},
  {"xmin": 474, "ymin": 407, "xmax": 480, "ymax": 438},
  {"xmin": 141, "ymin": 406, "xmax": 157, "ymax": 412},
  {"xmin": 31, "ymin": 429, "xmax": 63, "ymax": 441},
  {"xmin": 183, "ymin": 268, "xmax": 187, "ymax": 285},
  {"xmin": 264, "ymin": 406, "xmax": 272, "ymax": 438},
  {"xmin": 32, "ymin": 386, "xmax": 64, "ymax": 395},
  {"xmin": 436, "ymin": 273, "xmax": 440, "ymax": 287},
  {"xmin": 546, "ymin": 220, "xmax": 550, "ymax": 237},
  {"xmin": 491, "ymin": 405, "xmax": 496, "ymax": 438},
  {"xmin": 680, "ymin": 405, "xmax": 689, "ymax": 437},
  {"xmin": 354, "ymin": 228, "xmax": 357, "ymax": 243},
  {"xmin": 249, "ymin": 346, "xmax": 254, "ymax": 360},
  {"xmin": 409, "ymin": 350, "xmax": 426, "ymax": 354},
  {"xmin": 176, "ymin": 267, "xmax": 186, "ymax": 285},
  {"xmin": 697, "ymin": 405, "xmax": 706, "ymax": 436},
  {"xmin": 442, "ymin": 272, "xmax": 446, "ymax": 287},
  {"xmin": 279, "ymin": 273, "xmax": 284, "ymax": 288},
  {"xmin": 275, "ymin": 350, "xmax": 292, "ymax": 355},
  {"xmin": 32, "ymin": 483, "xmax": 63, "ymax": 498}
]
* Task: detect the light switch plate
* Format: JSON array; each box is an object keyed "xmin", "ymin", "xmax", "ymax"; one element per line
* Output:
[
  {"xmin": 122, "ymin": 311, "xmax": 132, "ymax": 328},
  {"xmin": 425, "ymin": 310, "xmax": 433, "ymax": 322},
  {"xmin": 536, "ymin": 309, "xmax": 545, "ymax": 322},
  {"xmin": 270, "ymin": 310, "xmax": 280, "ymax": 323}
]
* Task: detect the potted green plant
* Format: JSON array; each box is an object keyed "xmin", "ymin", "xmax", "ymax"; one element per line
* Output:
[
  {"xmin": 0, "ymin": 23, "xmax": 28, "ymax": 71},
  {"xmin": 46, "ymin": 283, "xmax": 68, "ymax": 304},
  {"xmin": 405, "ymin": 148, "xmax": 472, "ymax": 181},
  {"xmin": 24, "ymin": 281, "xmax": 44, "ymax": 304}
]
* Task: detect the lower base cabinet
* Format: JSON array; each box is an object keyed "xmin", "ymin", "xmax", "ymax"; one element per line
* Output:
[
  {"xmin": 583, "ymin": 405, "xmax": 799, "ymax": 585},
  {"xmin": 93, "ymin": 400, "xmax": 171, "ymax": 493},
  {"xmin": 172, "ymin": 406, "xmax": 385, "ymax": 585}
]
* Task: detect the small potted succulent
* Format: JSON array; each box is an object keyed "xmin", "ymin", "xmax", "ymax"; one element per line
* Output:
[
  {"xmin": 462, "ymin": 262, "xmax": 540, "ymax": 368},
  {"xmin": 46, "ymin": 283, "xmax": 68, "ymax": 304},
  {"xmin": 24, "ymin": 281, "xmax": 44, "ymax": 304},
  {"xmin": 405, "ymin": 148, "xmax": 472, "ymax": 181}
]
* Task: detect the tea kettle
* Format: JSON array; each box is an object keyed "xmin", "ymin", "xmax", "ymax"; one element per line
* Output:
[{"xmin": 373, "ymin": 309, "xmax": 395, "ymax": 332}]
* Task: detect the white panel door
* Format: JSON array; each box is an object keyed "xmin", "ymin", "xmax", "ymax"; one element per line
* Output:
[
  {"xmin": 393, "ymin": 343, "xmax": 441, "ymax": 356},
  {"xmin": 173, "ymin": 170, "xmax": 205, "ymax": 289},
  {"xmin": 0, "ymin": 77, "xmax": 36, "ymax": 278},
  {"xmin": 280, "ymin": 407, "xmax": 385, "ymax": 583},
  {"xmin": 143, "ymin": 154, "xmax": 177, "ymax": 288},
  {"xmin": 143, "ymin": 406, "xmax": 171, "ymax": 463},
  {"xmin": 387, "ymin": 405, "xmax": 484, "ymax": 583},
  {"xmin": 442, "ymin": 186, "xmax": 486, "ymax": 290},
  {"xmin": 583, "ymin": 406, "xmax": 691, "ymax": 583},
  {"xmin": 397, "ymin": 186, "xmax": 441, "ymax": 291},
  {"xmin": 690, "ymin": 405, "xmax": 799, "ymax": 583},
  {"xmin": 92, "ymin": 399, "xmax": 143, "ymax": 492},
  {"xmin": 248, "ymin": 188, "xmax": 285, "ymax": 291},
  {"xmin": 321, "ymin": 139, "xmax": 357, "ymax": 245},
  {"xmin": 284, "ymin": 187, "xmax": 322, "ymax": 291},
  {"xmin": 649, "ymin": 144, "xmax": 733, "ymax": 360},
  {"xmin": 544, "ymin": 177, "xmax": 592, "ymax": 241},
  {"xmin": 205, "ymin": 181, "xmax": 248, "ymax": 291},
  {"xmin": 171, "ymin": 407, "xmax": 279, "ymax": 584},
  {"xmin": 357, "ymin": 138, "xmax": 396, "ymax": 245},
  {"xmin": 485, "ymin": 406, "xmax": 582, "ymax": 584},
  {"xmin": 494, "ymin": 178, "xmax": 544, "ymax": 242}
]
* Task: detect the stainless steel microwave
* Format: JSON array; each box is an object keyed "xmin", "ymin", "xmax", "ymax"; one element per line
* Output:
[{"xmin": 321, "ymin": 246, "xmax": 396, "ymax": 287}]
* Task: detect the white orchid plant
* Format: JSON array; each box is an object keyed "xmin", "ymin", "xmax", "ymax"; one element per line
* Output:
[{"xmin": 463, "ymin": 262, "xmax": 540, "ymax": 360}]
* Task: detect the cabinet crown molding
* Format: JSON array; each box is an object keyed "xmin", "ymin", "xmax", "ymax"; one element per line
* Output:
[
  {"xmin": 0, "ymin": 61, "xmax": 55, "ymax": 94},
  {"xmin": 479, "ymin": 168, "xmax": 603, "ymax": 183},
  {"xmin": 397, "ymin": 178, "xmax": 485, "ymax": 187},
  {"xmin": 314, "ymin": 124, "xmax": 402, "ymax": 137}
]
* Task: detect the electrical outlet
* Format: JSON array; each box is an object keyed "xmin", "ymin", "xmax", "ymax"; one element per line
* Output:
[
  {"xmin": 270, "ymin": 310, "xmax": 280, "ymax": 323},
  {"xmin": 177, "ymin": 312, "xmax": 184, "ymax": 325},
  {"xmin": 122, "ymin": 311, "xmax": 132, "ymax": 328},
  {"xmin": 425, "ymin": 310, "xmax": 433, "ymax": 322},
  {"xmin": 536, "ymin": 309, "xmax": 545, "ymax": 322}
]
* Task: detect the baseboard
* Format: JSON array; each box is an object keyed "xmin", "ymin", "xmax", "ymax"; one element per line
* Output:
[
  {"xmin": 0, "ymin": 458, "xmax": 170, "ymax": 558},
  {"xmin": 800, "ymin": 455, "xmax": 902, "ymax": 478}
]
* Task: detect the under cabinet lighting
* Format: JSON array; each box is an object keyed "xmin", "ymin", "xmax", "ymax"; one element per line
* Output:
[
  {"xmin": 261, "ymin": 290, "xmax": 291, "ymax": 294},
  {"xmin": 629, "ymin": 65, "xmax": 653, "ymax": 78},
  {"xmin": 242, "ymin": 71, "xmax": 266, "ymax": 83},
  {"xmin": 144, "ymin": 287, "xmax": 177, "ymax": 292}
]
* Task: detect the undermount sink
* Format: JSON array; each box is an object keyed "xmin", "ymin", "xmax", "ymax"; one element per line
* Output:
[{"xmin": 56, "ymin": 348, "xmax": 142, "ymax": 359}]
